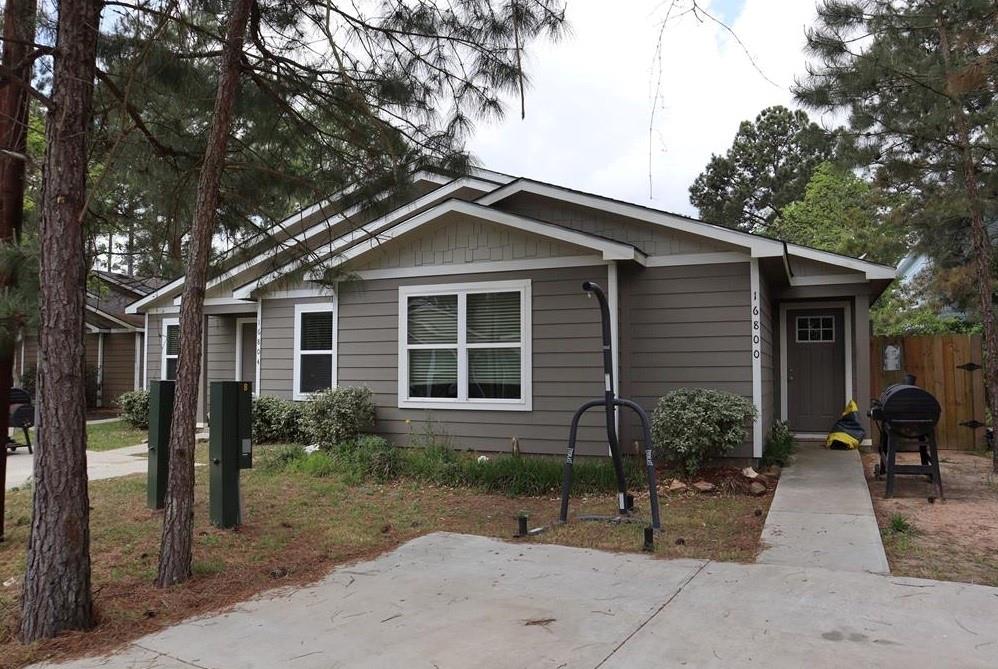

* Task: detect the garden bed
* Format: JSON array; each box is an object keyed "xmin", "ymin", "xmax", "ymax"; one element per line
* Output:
[
  {"xmin": 0, "ymin": 445, "xmax": 771, "ymax": 668},
  {"xmin": 863, "ymin": 449, "xmax": 998, "ymax": 586}
]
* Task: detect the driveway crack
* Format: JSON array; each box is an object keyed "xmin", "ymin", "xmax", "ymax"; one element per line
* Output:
[{"xmin": 592, "ymin": 560, "xmax": 710, "ymax": 668}]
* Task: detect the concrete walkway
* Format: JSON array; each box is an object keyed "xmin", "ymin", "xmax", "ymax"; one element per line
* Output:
[
  {"xmin": 5, "ymin": 444, "xmax": 147, "ymax": 490},
  {"xmin": 35, "ymin": 533, "xmax": 998, "ymax": 668},
  {"xmin": 757, "ymin": 443, "xmax": 890, "ymax": 574}
]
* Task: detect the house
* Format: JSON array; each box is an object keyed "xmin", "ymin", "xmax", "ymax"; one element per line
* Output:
[
  {"xmin": 15, "ymin": 270, "xmax": 164, "ymax": 408},
  {"xmin": 126, "ymin": 168, "xmax": 894, "ymax": 459}
]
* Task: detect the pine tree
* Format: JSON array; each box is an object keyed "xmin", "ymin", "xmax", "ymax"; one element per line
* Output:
[
  {"xmin": 795, "ymin": 0, "xmax": 997, "ymax": 467},
  {"xmin": 19, "ymin": 0, "xmax": 101, "ymax": 640},
  {"xmin": 689, "ymin": 105, "xmax": 837, "ymax": 232}
]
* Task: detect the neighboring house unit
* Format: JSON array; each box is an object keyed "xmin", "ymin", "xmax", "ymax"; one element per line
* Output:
[
  {"xmin": 127, "ymin": 169, "xmax": 894, "ymax": 459},
  {"xmin": 15, "ymin": 270, "xmax": 164, "ymax": 407}
]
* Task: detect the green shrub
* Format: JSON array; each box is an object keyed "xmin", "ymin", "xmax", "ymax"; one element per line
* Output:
[
  {"xmin": 403, "ymin": 441, "xmax": 464, "ymax": 485},
  {"xmin": 888, "ymin": 513, "xmax": 914, "ymax": 535},
  {"xmin": 117, "ymin": 390, "xmax": 150, "ymax": 429},
  {"xmin": 651, "ymin": 388, "xmax": 756, "ymax": 476},
  {"xmin": 762, "ymin": 420, "xmax": 794, "ymax": 467},
  {"xmin": 336, "ymin": 435, "xmax": 402, "ymax": 482},
  {"xmin": 19, "ymin": 363, "xmax": 36, "ymax": 398},
  {"xmin": 257, "ymin": 444, "xmax": 307, "ymax": 472},
  {"xmin": 302, "ymin": 386, "xmax": 376, "ymax": 449},
  {"xmin": 252, "ymin": 396, "xmax": 305, "ymax": 444}
]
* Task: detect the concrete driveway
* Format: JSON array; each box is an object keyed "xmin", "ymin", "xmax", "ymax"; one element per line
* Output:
[
  {"xmin": 5, "ymin": 444, "xmax": 147, "ymax": 490},
  {"xmin": 36, "ymin": 532, "xmax": 998, "ymax": 668}
]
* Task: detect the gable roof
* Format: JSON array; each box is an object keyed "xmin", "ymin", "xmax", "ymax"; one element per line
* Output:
[{"xmin": 128, "ymin": 168, "xmax": 895, "ymax": 312}]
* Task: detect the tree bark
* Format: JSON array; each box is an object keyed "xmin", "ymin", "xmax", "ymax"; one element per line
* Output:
[
  {"xmin": 18, "ymin": 0, "xmax": 99, "ymax": 641},
  {"xmin": 156, "ymin": 0, "xmax": 253, "ymax": 587},
  {"xmin": 936, "ymin": 17, "xmax": 998, "ymax": 472},
  {"xmin": 0, "ymin": 0, "xmax": 39, "ymax": 542}
]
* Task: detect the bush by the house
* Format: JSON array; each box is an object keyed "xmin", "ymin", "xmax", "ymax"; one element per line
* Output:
[
  {"xmin": 651, "ymin": 388, "xmax": 756, "ymax": 476},
  {"xmin": 336, "ymin": 435, "xmax": 402, "ymax": 483},
  {"xmin": 117, "ymin": 390, "xmax": 150, "ymax": 429},
  {"xmin": 302, "ymin": 386, "xmax": 376, "ymax": 449},
  {"xmin": 762, "ymin": 420, "xmax": 794, "ymax": 467},
  {"xmin": 19, "ymin": 364, "xmax": 37, "ymax": 398},
  {"xmin": 252, "ymin": 396, "xmax": 305, "ymax": 444},
  {"xmin": 257, "ymin": 444, "xmax": 307, "ymax": 472}
]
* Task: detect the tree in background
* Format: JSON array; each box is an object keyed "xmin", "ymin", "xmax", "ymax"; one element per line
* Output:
[
  {"xmin": 142, "ymin": 0, "xmax": 566, "ymax": 586},
  {"xmin": 689, "ymin": 105, "xmax": 837, "ymax": 232},
  {"xmin": 772, "ymin": 162, "xmax": 909, "ymax": 265},
  {"xmin": 795, "ymin": 0, "xmax": 996, "ymax": 469},
  {"xmin": 19, "ymin": 0, "xmax": 102, "ymax": 640}
]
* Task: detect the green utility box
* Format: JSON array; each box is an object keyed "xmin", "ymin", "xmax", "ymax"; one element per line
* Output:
[
  {"xmin": 209, "ymin": 381, "xmax": 253, "ymax": 529},
  {"xmin": 147, "ymin": 380, "xmax": 175, "ymax": 509}
]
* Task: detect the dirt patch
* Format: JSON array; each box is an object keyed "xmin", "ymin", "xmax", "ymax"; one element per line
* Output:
[{"xmin": 863, "ymin": 449, "xmax": 998, "ymax": 586}]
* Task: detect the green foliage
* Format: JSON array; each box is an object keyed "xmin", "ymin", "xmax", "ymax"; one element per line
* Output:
[
  {"xmin": 335, "ymin": 436, "xmax": 403, "ymax": 483},
  {"xmin": 762, "ymin": 420, "xmax": 795, "ymax": 468},
  {"xmin": 872, "ymin": 282, "xmax": 981, "ymax": 336},
  {"xmin": 772, "ymin": 162, "xmax": 908, "ymax": 265},
  {"xmin": 117, "ymin": 390, "xmax": 150, "ymax": 429},
  {"xmin": 794, "ymin": 0, "xmax": 996, "ymax": 316},
  {"xmin": 19, "ymin": 363, "xmax": 36, "ymax": 398},
  {"xmin": 256, "ymin": 444, "xmax": 307, "ymax": 472},
  {"xmin": 651, "ymin": 388, "xmax": 757, "ymax": 476},
  {"xmin": 302, "ymin": 386, "xmax": 376, "ymax": 449},
  {"xmin": 291, "ymin": 451, "xmax": 340, "ymax": 478},
  {"xmin": 251, "ymin": 396, "xmax": 305, "ymax": 444},
  {"xmin": 887, "ymin": 513, "xmax": 914, "ymax": 535},
  {"xmin": 689, "ymin": 106, "xmax": 837, "ymax": 232}
]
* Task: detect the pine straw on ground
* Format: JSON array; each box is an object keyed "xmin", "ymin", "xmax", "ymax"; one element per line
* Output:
[{"xmin": 0, "ymin": 451, "xmax": 771, "ymax": 668}]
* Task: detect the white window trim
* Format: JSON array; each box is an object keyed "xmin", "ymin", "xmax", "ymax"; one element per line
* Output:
[
  {"xmin": 234, "ymin": 317, "xmax": 257, "ymax": 387},
  {"xmin": 293, "ymin": 301, "xmax": 338, "ymax": 401},
  {"xmin": 160, "ymin": 317, "xmax": 179, "ymax": 381},
  {"xmin": 398, "ymin": 279, "xmax": 532, "ymax": 412}
]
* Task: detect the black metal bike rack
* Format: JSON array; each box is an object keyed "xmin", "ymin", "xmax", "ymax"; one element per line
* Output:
[{"xmin": 558, "ymin": 281, "xmax": 661, "ymax": 530}]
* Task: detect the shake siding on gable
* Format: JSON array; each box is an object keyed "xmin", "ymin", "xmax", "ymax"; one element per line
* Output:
[
  {"xmin": 335, "ymin": 265, "xmax": 609, "ymax": 455},
  {"xmin": 617, "ymin": 262, "xmax": 754, "ymax": 458}
]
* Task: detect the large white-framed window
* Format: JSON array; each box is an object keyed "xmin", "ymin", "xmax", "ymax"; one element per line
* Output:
[
  {"xmin": 398, "ymin": 279, "xmax": 532, "ymax": 411},
  {"xmin": 293, "ymin": 301, "xmax": 337, "ymax": 400},
  {"xmin": 160, "ymin": 317, "xmax": 180, "ymax": 381}
]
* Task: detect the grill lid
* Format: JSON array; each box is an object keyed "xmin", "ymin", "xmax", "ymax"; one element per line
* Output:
[{"xmin": 875, "ymin": 384, "xmax": 941, "ymax": 433}]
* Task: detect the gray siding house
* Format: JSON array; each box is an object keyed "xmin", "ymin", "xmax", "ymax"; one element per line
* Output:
[{"xmin": 127, "ymin": 169, "xmax": 894, "ymax": 459}]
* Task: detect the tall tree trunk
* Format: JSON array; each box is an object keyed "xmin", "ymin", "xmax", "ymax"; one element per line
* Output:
[
  {"xmin": 0, "ymin": 0, "xmax": 38, "ymax": 542},
  {"xmin": 156, "ymin": 0, "xmax": 253, "ymax": 587},
  {"xmin": 937, "ymin": 17, "xmax": 998, "ymax": 472},
  {"xmin": 19, "ymin": 0, "xmax": 99, "ymax": 641}
]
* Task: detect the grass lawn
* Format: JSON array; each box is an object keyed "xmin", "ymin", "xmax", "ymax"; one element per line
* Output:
[
  {"xmin": 85, "ymin": 420, "xmax": 147, "ymax": 452},
  {"xmin": 0, "ymin": 445, "xmax": 771, "ymax": 668}
]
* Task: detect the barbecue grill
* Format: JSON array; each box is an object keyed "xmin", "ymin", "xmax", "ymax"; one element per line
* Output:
[
  {"xmin": 869, "ymin": 383, "xmax": 943, "ymax": 499},
  {"xmin": 6, "ymin": 387, "xmax": 34, "ymax": 454}
]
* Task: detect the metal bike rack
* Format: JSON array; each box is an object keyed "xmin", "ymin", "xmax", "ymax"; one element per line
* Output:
[{"xmin": 558, "ymin": 281, "xmax": 661, "ymax": 531}]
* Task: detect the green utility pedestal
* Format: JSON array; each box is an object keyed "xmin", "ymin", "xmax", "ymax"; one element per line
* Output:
[
  {"xmin": 209, "ymin": 381, "xmax": 253, "ymax": 529},
  {"xmin": 147, "ymin": 380, "xmax": 175, "ymax": 509}
]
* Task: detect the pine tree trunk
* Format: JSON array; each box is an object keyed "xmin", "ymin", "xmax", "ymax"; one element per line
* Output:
[
  {"xmin": 0, "ymin": 0, "xmax": 38, "ymax": 542},
  {"xmin": 156, "ymin": 0, "xmax": 253, "ymax": 587},
  {"xmin": 937, "ymin": 17, "xmax": 998, "ymax": 472},
  {"xmin": 19, "ymin": 0, "xmax": 99, "ymax": 641}
]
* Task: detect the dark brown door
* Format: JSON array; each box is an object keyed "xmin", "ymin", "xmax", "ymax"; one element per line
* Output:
[
  {"xmin": 787, "ymin": 308, "xmax": 845, "ymax": 432},
  {"xmin": 238, "ymin": 320, "xmax": 257, "ymax": 384}
]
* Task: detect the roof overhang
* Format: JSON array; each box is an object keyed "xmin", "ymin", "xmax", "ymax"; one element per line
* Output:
[
  {"xmin": 86, "ymin": 304, "xmax": 140, "ymax": 332},
  {"xmin": 250, "ymin": 199, "xmax": 645, "ymax": 297}
]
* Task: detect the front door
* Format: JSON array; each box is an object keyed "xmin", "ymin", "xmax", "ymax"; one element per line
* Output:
[
  {"xmin": 237, "ymin": 320, "xmax": 257, "ymax": 384},
  {"xmin": 786, "ymin": 308, "xmax": 845, "ymax": 432}
]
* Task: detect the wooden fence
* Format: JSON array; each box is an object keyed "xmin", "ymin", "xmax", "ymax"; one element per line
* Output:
[{"xmin": 871, "ymin": 334, "xmax": 987, "ymax": 450}]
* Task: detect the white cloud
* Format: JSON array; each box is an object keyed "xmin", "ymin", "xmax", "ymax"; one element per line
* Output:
[{"xmin": 467, "ymin": 0, "xmax": 818, "ymax": 216}]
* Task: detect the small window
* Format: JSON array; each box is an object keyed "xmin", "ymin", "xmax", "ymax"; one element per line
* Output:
[
  {"xmin": 796, "ymin": 315, "xmax": 835, "ymax": 343},
  {"xmin": 399, "ymin": 280, "xmax": 531, "ymax": 411},
  {"xmin": 162, "ymin": 318, "xmax": 180, "ymax": 380},
  {"xmin": 293, "ymin": 302, "xmax": 337, "ymax": 399}
]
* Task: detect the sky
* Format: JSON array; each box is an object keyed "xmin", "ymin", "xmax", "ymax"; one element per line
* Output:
[{"xmin": 467, "ymin": 0, "xmax": 821, "ymax": 217}]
